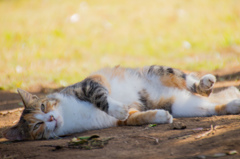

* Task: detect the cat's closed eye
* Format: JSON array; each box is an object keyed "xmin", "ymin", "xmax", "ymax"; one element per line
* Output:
[
  {"xmin": 33, "ymin": 122, "xmax": 43, "ymax": 130},
  {"xmin": 41, "ymin": 104, "xmax": 45, "ymax": 112}
]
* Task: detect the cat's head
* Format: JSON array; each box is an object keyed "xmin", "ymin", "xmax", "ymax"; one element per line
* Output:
[{"xmin": 3, "ymin": 89, "xmax": 63, "ymax": 140}]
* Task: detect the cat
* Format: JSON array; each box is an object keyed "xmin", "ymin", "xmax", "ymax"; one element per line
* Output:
[{"xmin": 3, "ymin": 65, "xmax": 240, "ymax": 140}]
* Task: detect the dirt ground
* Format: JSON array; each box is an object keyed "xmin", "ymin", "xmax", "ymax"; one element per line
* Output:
[{"xmin": 1, "ymin": 67, "xmax": 240, "ymax": 159}]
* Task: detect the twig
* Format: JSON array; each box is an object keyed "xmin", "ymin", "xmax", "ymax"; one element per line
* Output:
[
  {"xmin": 195, "ymin": 125, "xmax": 214, "ymax": 139},
  {"xmin": 213, "ymin": 125, "xmax": 226, "ymax": 130},
  {"xmin": 12, "ymin": 120, "xmax": 18, "ymax": 124}
]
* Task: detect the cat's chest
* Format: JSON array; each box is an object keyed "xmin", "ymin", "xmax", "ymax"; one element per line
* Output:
[{"xmin": 55, "ymin": 96, "xmax": 117, "ymax": 135}]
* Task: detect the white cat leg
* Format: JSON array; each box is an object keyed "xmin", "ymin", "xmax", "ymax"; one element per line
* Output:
[
  {"xmin": 226, "ymin": 99, "xmax": 240, "ymax": 114},
  {"xmin": 186, "ymin": 73, "xmax": 216, "ymax": 91},
  {"xmin": 199, "ymin": 74, "xmax": 216, "ymax": 90},
  {"xmin": 186, "ymin": 73, "xmax": 216, "ymax": 96},
  {"xmin": 107, "ymin": 97, "xmax": 129, "ymax": 120},
  {"xmin": 152, "ymin": 109, "xmax": 173, "ymax": 124}
]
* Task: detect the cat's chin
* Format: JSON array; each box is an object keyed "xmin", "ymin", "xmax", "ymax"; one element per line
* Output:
[
  {"xmin": 55, "ymin": 118, "xmax": 62, "ymax": 130},
  {"xmin": 53, "ymin": 117, "xmax": 63, "ymax": 132}
]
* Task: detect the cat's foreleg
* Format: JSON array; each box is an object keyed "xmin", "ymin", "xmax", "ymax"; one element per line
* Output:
[
  {"xmin": 117, "ymin": 108, "xmax": 173, "ymax": 126},
  {"xmin": 106, "ymin": 97, "xmax": 128, "ymax": 120},
  {"xmin": 61, "ymin": 74, "xmax": 128, "ymax": 120}
]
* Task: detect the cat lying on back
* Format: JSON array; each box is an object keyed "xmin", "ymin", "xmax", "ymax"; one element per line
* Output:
[{"xmin": 3, "ymin": 65, "xmax": 240, "ymax": 140}]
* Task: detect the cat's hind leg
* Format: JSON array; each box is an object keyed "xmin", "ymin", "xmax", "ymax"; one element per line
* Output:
[
  {"xmin": 172, "ymin": 89, "xmax": 240, "ymax": 117},
  {"xmin": 187, "ymin": 73, "xmax": 216, "ymax": 97},
  {"xmin": 117, "ymin": 108, "xmax": 173, "ymax": 126},
  {"xmin": 143, "ymin": 65, "xmax": 216, "ymax": 97},
  {"xmin": 215, "ymin": 99, "xmax": 240, "ymax": 115}
]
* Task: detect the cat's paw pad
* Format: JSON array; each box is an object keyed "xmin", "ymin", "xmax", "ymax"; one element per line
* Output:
[
  {"xmin": 200, "ymin": 74, "xmax": 216, "ymax": 90},
  {"xmin": 108, "ymin": 98, "xmax": 128, "ymax": 120},
  {"xmin": 226, "ymin": 99, "xmax": 240, "ymax": 114},
  {"xmin": 153, "ymin": 110, "xmax": 173, "ymax": 124}
]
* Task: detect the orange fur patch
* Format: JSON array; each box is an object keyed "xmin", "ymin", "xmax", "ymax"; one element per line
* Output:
[
  {"xmin": 24, "ymin": 113, "xmax": 39, "ymax": 123},
  {"xmin": 88, "ymin": 74, "xmax": 111, "ymax": 93},
  {"xmin": 160, "ymin": 74, "xmax": 186, "ymax": 90},
  {"xmin": 128, "ymin": 109, "xmax": 139, "ymax": 116},
  {"xmin": 117, "ymin": 108, "xmax": 139, "ymax": 126},
  {"xmin": 126, "ymin": 111, "xmax": 157, "ymax": 126},
  {"xmin": 110, "ymin": 66, "xmax": 125, "ymax": 80},
  {"xmin": 215, "ymin": 104, "xmax": 227, "ymax": 115},
  {"xmin": 45, "ymin": 99, "xmax": 59, "ymax": 113},
  {"xmin": 153, "ymin": 97, "xmax": 175, "ymax": 112},
  {"xmin": 117, "ymin": 110, "xmax": 158, "ymax": 126}
]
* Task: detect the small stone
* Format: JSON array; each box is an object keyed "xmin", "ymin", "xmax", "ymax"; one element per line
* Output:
[{"xmin": 170, "ymin": 122, "xmax": 187, "ymax": 129}]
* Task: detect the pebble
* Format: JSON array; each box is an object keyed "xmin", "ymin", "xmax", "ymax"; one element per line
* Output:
[{"xmin": 170, "ymin": 122, "xmax": 187, "ymax": 129}]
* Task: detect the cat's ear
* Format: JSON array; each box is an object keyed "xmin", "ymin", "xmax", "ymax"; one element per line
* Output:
[
  {"xmin": 3, "ymin": 126, "xmax": 25, "ymax": 141},
  {"xmin": 17, "ymin": 88, "xmax": 39, "ymax": 108}
]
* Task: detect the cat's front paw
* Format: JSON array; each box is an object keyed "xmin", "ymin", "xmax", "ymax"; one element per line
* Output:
[
  {"xmin": 226, "ymin": 99, "xmax": 240, "ymax": 114},
  {"xmin": 200, "ymin": 74, "xmax": 216, "ymax": 90},
  {"xmin": 153, "ymin": 110, "xmax": 173, "ymax": 124},
  {"xmin": 108, "ymin": 98, "xmax": 129, "ymax": 120}
]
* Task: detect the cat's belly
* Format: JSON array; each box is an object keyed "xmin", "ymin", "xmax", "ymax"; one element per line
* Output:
[{"xmin": 109, "ymin": 77, "xmax": 143, "ymax": 105}]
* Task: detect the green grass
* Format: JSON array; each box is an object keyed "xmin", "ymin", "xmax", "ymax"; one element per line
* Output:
[{"xmin": 0, "ymin": 0, "xmax": 240, "ymax": 91}]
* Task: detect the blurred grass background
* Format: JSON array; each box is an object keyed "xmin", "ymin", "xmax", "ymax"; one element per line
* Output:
[{"xmin": 0, "ymin": 0, "xmax": 240, "ymax": 91}]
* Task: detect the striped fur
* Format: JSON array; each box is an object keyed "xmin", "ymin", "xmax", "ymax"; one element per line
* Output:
[{"xmin": 61, "ymin": 75, "xmax": 110, "ymax": 113}]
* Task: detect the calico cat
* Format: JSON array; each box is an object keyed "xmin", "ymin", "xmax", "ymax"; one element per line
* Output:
[{"xmin": 3, "ymin": 65, "xmax": 240, "ymax": 140}]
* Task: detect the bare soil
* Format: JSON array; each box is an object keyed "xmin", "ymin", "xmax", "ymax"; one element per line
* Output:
[{"xmin": 1, "ymin": 67, "xmax": 240, "ymax": 159}]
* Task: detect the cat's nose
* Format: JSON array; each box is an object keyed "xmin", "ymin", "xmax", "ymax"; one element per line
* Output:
[{"xmin": 49, "ymin": 115, "xmax": 55, "ymax": 122}]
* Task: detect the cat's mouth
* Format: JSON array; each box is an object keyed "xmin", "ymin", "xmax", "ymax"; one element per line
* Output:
[
  {"xmin": 54, "ymin": 119, "xmax": 61, "ymax": 130},
  {"xmin": 53, "ymin": 117, "xmax": 63, "ymax": 131},
  {"xmin": 48, "ymin": 114, "xmax": 63, "ymax": 129},
  {"xmin": 45, "ymin": 118, "xmax": 59, "ymax": 133},
  {"xmin": 50, "ymin": 119, "xmax": 58, "ymax": 132}
]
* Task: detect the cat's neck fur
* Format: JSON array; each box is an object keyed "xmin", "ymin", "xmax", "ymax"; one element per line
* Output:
[{"xmin": 49, "ymin": 93, "xmax": 117, "ymax": 137}]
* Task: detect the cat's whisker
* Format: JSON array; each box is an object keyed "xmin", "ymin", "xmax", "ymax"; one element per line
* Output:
[{"xmin": 52, "ymin": 132, "xmax": 61, "ymax": 139}]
